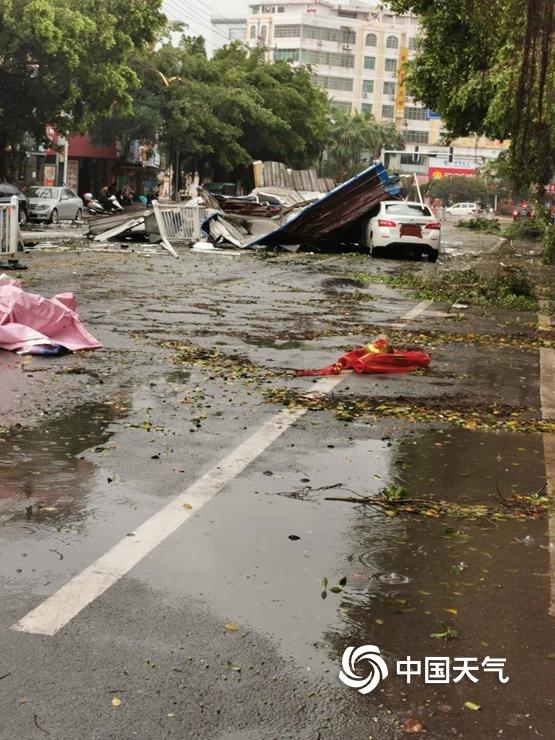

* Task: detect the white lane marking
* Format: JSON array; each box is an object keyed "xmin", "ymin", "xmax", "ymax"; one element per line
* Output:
[
  {"xmin": 11, "ymin": 375, "xmax": 342, "ymax": 636},
  {"xmin": 540, "ymin": 348, "xmax": 555, "ymax": 617},
  {"xmin": 545, "ymin": 435, "xmax": 555, "ymax": 618},
  {"xmin": 398, "ymin": 300, "xmax": 433, "ymax": 323},
  {"xmin": 12, "ymin": 300, "xmax": 432, "ymax": 636},
  {"xmin": 389, "ymin": 300, "xmax": 433, "ymax": 329},
  {"xmin": 540, "ymin": 348, "xmax": 555, "ymax": 421},
  {"xmin": 538, "ymin": 300, "xmax": 552, "ymax": 332}
]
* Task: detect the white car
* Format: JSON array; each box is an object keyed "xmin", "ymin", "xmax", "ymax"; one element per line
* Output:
[
  {"xmin": 361, "ymin": 200, "xmax": 441, "ymax": 262},
  {"xmin": 445, "ymin": 202, "xmax": 481, "ymax": 217},
  {"xmin": 27, "ymin": 186, "xmax": 84, "ymax": 223}
]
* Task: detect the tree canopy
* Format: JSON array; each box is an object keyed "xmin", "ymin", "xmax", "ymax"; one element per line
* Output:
[
  {"xmin": 390, "ymin": 0, "xmax": 554, "ymax": 192},
  {"xmin": 423, "ymin": 175, "xmax": 490, "ymax": 205},
  {"xmin": 323, "ymin": 111, "xmax": 405, "ymax": 182},
  {"xmin": 0, "ymin": 0, "xmax": 165, "ymax": 177},
  {"xmin": 91, "ymin": 35, "xmax": 332, "ymax": 181}
]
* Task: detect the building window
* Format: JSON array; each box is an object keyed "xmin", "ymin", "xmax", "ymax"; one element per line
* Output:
[
  {"xmin": 386, "ymin": 35, "xmax": 399, "ymax": 49},
  {"xmin": 331, "ymin": 101, "xmax": 353, "ymax": 112},
  {"xmin": 303, "ymin": 25, "xmax": 356, "ymax": 44},
  {"xmin": 404, "ymin": 106, "xmax": 428, "ymax": 120},
  {"xmin": 250, "ymin": 25, "xmax": 256, "ymax": 39},
  {"xmin": 260, "ymin": 25, "xmax": 267, "ymax": 43},
  {"xmin": 365, "ymin": 32, "xmax": 377, "ymax": 46},
  {"xmin": 303, "ymin": 49, "xmax": 355, "ymax": 68},
  {"xmin": 381, "ymin": 105, "xmax": 395, "ymax": 118},
  {"xmin": 277, "ymin": 5, "xmax": 285, "ymax": 11},
  {"xmin": 403, "ymin": 130, "xmax": 430, "ymax": 143},
  {"xmin": 274, "ymin": 25, "xmax": 301, "ymax": 37},
  {"xmin": 383, "ymin": 81, "xmax": 396, "ymax": 96},
  {"xmin": 364, "ymin": 56, "xmax": 376, "ymax": 70},
  {"xmin": 273, "ymin": 48, "xmax": 300, "ymax": 62},
  {"xmin": 313, "ymin": 75, "xmax": 354, "ymax": 92},
  {"xmin": 361, "ymin": 103, "xmax": 373, "ymax": 114},
  {"xmin": 408, "ymin": 37, "xmax": 417, "ymax": 50},
  {"xmin": 362, "ymin": 79, "xmax": 374, "ymax": 93},
  {"xmin": 384, "ymin": 58, "xmax": 397, "ymax": 73}
]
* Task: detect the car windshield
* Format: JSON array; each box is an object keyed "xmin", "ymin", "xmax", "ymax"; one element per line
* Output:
[
  {"xmin": 27, "ymin": 187, "xmax": 59, "ymax": 199},
  {"xmin": 385, "ymin": 203, "xmax": 432, "ymax": 217}
]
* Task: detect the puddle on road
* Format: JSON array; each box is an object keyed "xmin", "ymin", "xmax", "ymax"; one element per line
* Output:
[
  {"xmin": 321, "ymin": 277, "xmax": 367, "ymax": 290},
  {"xmin": 322, "ymin": 428, "xmax": 552, "ymax": 737},
  {"xmin": 243, "ymin": 337, "xmax": 306, "ymax": 351},
  {"xmin": 0, "ymin": 400, "xmax": 129, "ymax": 527}
]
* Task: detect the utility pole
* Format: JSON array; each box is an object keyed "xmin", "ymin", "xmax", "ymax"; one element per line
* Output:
[{"xmin": 62, "ymin": 137, "xmax": 69, "ymax": 186}]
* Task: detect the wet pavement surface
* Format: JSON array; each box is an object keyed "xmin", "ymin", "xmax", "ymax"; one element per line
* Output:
[{"xmin": 0, "ymin": 224, "xmax": 554, "ymax": 739}]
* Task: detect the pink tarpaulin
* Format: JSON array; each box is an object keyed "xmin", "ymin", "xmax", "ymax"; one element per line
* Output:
[{"xmin": 0, "ymin": 275, "xmax": 102, "ymax": 354}]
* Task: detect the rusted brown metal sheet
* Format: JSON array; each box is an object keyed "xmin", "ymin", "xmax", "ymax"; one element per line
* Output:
[{"xmin": 250, "ymin": 163, "xmax": 400, "ymax": 248}]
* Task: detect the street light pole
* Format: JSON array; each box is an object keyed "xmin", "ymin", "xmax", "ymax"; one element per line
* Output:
[{"xmin": 62, "ymin": 137, "xmax": 69, "ymax": 186}]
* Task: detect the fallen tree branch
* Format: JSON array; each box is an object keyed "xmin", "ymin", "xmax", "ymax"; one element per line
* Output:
[{"xmin": 324, "ymin": 490, "xmax": 547, "ymax": 521}]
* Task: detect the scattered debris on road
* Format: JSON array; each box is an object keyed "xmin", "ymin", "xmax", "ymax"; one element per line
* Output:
[{"xmin": 202, "ymin": 162, "xmax": 400, "ymax": 251}]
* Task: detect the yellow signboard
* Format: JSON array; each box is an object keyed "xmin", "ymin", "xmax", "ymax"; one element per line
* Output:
[{"xmin": 395, "ymin": 47, "xmax": 408, "ymax": 125}]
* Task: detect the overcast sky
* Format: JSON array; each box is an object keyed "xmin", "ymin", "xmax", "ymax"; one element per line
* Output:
[{"xmin": 162, "ymin": 0, "xmax": 249, "ymax": 49}]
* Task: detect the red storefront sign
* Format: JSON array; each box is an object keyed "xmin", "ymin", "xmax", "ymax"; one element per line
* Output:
[
  {"xmin": 68, "ymin": 135, "xmax": 118, "ymax": 160},
  {"xmin": 428, "ymin": 166, "xmax": 477, "ymax": 179}
]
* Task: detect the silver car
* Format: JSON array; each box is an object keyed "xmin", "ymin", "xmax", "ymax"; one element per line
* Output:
[{"xmin": 27, "ymin": 186, "xmax": 84, "ymax": 223}]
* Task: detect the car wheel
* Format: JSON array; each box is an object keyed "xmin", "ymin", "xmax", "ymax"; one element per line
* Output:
[
  {"xmin": 369, "ymin": 238, "xmax": 385, "ymax": 258},
  {"xmin": 75, "ymin": 208, "xmax": 83, "ymax": 222},
  {"xmin": 50, "ymin": 208, "xmax": 59, "ymax": 224},
  {"xmin": 358, "ymin": 217, "xmax": 373, "ymax": 254},
  {"xmin": 428, "ymin": 249, "xmax": 439, "ymax": 263}
]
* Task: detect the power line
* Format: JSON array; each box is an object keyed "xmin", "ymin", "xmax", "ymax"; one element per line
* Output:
[
  {"xmin": 183, "ymin": 0, "xmax": 232, "ymax": 23},
  {"xmin": 165, "ymin": 0, "xmax": 225, "ymax": 39},
  {"xmin": 164, "ymin": 0, "xmax": 237, "ymax": 45},
  {"xmin": 165, "ymin": 0, "xmax": 250, "ymax": 50}
]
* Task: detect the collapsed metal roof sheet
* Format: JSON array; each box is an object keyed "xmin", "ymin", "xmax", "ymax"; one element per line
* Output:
[{"xmin": 250, "ymin": 162, "xmax": 400, "ymax": 248}]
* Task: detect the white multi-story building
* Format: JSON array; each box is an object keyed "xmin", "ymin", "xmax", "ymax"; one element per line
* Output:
[{"xmin": 245, "ymin": 1, "xmax": 439, "ymax": 146}]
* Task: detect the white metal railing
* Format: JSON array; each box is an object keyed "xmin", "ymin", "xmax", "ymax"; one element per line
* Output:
[
  {"xmin": 0, "ymin": 195, "xmax": 19, "ymax": 261},
  {"xmin": 151, "ymin": 201, "xmax": 208, "ymax": 258}
]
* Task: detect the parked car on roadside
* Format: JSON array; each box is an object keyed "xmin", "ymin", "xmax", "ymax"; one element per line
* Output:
[
  {"xmin": 0, "ymin": 183, "xmax": 28, "ymax": 225},
  {"xmin": 512, "ymin": 204, "xmax": 535, "ymax": 220},
  {"xmin": 361, "ymin": 200, "xmax": 441, "ymax": 262},
  {"xmin": 445, "ymin": 202, "xmax": 481, "ymax": 217},
  {"xmin": 26, "ymin": 186, "xmax": 83, "ymax": 223}
]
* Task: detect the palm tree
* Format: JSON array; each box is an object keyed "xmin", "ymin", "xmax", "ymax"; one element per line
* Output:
[{"xmin": 323, "ymin": 110, "xmax": 404, "ymax": 181}]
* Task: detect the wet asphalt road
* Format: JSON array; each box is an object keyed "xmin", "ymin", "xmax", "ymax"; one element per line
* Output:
[{"xmin": 0, "ymin": 225, "xmax": 554, "ymax": 739}]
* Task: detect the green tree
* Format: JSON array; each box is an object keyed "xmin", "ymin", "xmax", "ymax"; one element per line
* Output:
[
  {"xmin": 323, "ymin": 111, "xmax": 404, "ymax": 182},
  {"xmin": 114, "ymin": 37, "xmax": 331, "ymax": 182},
  {"xmin": 423, "ymin": 176, "xmax": 490, "ymax": 205},
  {"xmin": 213, "ymin": 45, "xmax": 331, "ymax": 170},
  {"xmin": 479, "ymin": 152, "xmax": 532, "ymax": 202},
  {"xmin": 0, "ymin": 0, "xmax": 164, "ymax": 178},
  {"xmin": 389, "ymin": 0, "xmax": 554, "ymax": 194}
]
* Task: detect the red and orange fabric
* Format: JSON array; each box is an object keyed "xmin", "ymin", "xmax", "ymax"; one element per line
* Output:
[{"xmin": 297, "ymin": 337, "xmax": 430, "ymax": 377}]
